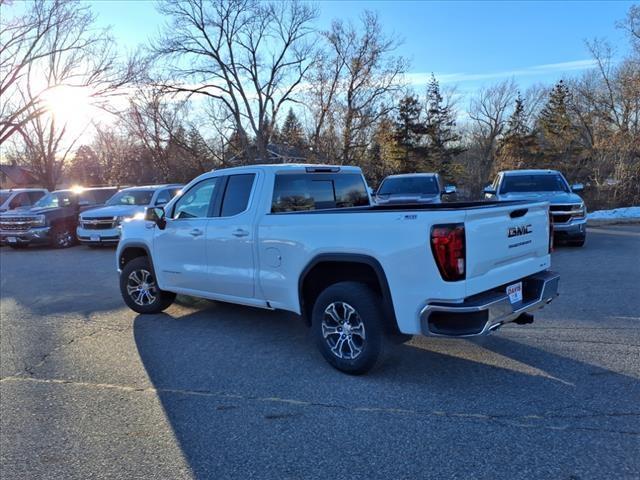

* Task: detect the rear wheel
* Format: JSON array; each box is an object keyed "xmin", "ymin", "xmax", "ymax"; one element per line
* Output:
[
  {"xmin": 311, "ymin": 281, "xmax": 388, "ymax": 375},
  {"xmin": 120, "ymin": 257, "xmax": 176, "ymax": 314}
]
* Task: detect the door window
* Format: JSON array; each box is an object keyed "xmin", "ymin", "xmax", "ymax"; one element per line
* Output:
[
  {"xmin": 172, "ymin": 178, "xmax": 220, "ymax": 219},
  {"xmin": 220, "ymin": 174, "xmax": 256, "ymax": 217}
]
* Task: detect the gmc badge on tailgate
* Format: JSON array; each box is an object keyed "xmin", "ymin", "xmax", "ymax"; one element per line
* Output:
[{"xmin": 508, "ymin": 224, "xmax": 532, "ymax": 238}]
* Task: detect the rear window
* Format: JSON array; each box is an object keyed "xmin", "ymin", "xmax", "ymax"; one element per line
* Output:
[
  {"xmin": 221, "ymin": 174, "xmax": 256, "ymax": 216},
  {"xmin": 271, "ymin": 173, "xmax": 369, "ymax": 213}
]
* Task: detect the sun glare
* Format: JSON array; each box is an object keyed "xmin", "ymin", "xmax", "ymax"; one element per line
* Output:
[{"xmin": 42, "ymin": 85, "xmax": 93, "ymax": 128}]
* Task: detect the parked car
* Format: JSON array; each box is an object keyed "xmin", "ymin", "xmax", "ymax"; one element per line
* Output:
[
  {"xmin": 116, "ymin": 164, "xmax": 559, "ymax": 374},
  {"xmin": 77, "ymin": 184, "xmax": 182, "ymax": 247},
  {"xmin": 0, "ymin": 186, "xmax": 118, "ymax": 248},
  {"xmin": 373, "ymin": 173, "xmax": 456, "ymax": 205},
  {"xmin": 484, "ymin": 169, "xmax": 587, "ymax": 247},
  {"xmin": 0, "ymin": 188, "xmax": 48, "ymax": 212}
]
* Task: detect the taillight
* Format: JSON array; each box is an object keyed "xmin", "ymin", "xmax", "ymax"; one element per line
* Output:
[
  {"xmin": 430, "ymin": 223, "xmax": 466, "ymax": 281},
  {"xmin": 548, "ymin": 209, "xmax": 554, "ymax": 253}
]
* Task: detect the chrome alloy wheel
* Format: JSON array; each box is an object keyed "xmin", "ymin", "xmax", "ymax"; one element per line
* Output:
[
  {"xmin": 321, "ymin": 302, "xmax": 366, "ymax": 360},
  {"xmin": 55, "ymin": 230, "xmax": 74, "ymax": 248},
  {"xmin": 126, "ymin": 269, "xmax": 158, "ymax": 306}
]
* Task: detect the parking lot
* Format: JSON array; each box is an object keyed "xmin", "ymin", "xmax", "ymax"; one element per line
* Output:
[{"xmin": 1, "ymin": 225, "xmax": 639, "ymax": 479}]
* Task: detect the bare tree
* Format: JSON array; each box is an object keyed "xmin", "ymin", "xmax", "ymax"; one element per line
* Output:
[
  {"xmin": 466, "ymin": 79, "xmax": 518, "ymax": 187},
  {"xmin": 0, "ymin": 0, "xmax": 134, "ymax": 146},
  {"xmin": 324, "ymin": 11, "xmax": 407, "ymax": 164},
  {"xmin": 125, "ymin": 87, "xmax": 188, "ymax": 181},
  {"xmin": 152, "ymin": 0, "xmax": 317, "ymax": 161}
]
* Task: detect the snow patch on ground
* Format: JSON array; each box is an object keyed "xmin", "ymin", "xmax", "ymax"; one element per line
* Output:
[{"xmin": 588, "ymin": 206, "xmax": 640, "ymax": 220}]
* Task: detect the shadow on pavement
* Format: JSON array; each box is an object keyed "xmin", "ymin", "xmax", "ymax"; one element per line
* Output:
[{"xmin": 134, "ymin": 301, "xmax": 640, "ymax": 478}]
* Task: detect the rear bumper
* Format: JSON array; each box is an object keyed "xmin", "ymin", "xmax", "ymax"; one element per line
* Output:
[
  {"xmin": 77, "ymin": 226, "xmax": 120, "ymax": 245},
  {"xmin": 0, "ymin": 227, "xmax": 51, "ymax": 246},
  {"xmin": 420, "ymin": 271, "xmax": 560, "ymax": 337}
]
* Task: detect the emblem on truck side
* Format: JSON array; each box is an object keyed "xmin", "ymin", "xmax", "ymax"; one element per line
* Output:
[{"xmin": 508, "ymin": 224, "xmax": 532, "ymax": 238}]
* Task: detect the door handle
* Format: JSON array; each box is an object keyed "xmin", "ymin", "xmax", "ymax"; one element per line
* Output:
[
  {"xmin": 189, "ymin": 228, "xmax": 203, "ymax": 237},
  {"xmin": 232, "ymin": 228, "xmax": 249, "ymax": 237}
]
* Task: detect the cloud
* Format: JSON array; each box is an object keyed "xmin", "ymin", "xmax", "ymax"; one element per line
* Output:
[{"xmin": 406, "ymin": 59, "xmax": 597, "ymax": 86}]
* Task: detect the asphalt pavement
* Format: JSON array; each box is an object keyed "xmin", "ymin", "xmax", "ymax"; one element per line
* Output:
[{"xmin": 1, "ymin": 226, "xmax": 639, "ymax": 479}]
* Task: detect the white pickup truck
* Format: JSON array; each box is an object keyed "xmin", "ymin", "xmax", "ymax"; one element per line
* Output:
[{"xmin": 116, "ymin": 164, "xmax": 559, "ymax": 374}]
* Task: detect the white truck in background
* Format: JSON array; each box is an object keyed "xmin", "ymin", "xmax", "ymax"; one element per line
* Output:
[{"xmin": 116, "ymin": 164, "xmax": 559, "ymax": 374}]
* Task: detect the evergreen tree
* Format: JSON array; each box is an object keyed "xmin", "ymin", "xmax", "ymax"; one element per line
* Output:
[
  {"xmin": 496, "ymin": 93, "xmax": 539, "ymax": 171},
  {"xmin": 393, "ymin": 95, "xmax": 428, "ymax": 173},
  {"xmin": 424, "ymin": 74, "xmax": 465, "ymax": 179},
  {"xmin": 536, "ymin": 80, "xmax": 584, "ymax": 176},
  {"xmin": 276, "ymin": 108, "xmax": 307, "ymax": 150}
]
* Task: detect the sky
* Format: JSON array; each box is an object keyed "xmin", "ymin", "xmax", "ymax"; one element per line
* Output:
[
  {"xmin": 85, "ymin": 0, "xmax": 635, "ymax": 96},
  {"xmin": 2, "ymin": 0, "xmax": 634, "ymax": 147}
]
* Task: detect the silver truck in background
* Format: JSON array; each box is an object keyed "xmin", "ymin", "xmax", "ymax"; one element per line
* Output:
[{"xmin": 484, "ymin": 169, "xmax": 587, "ymax": 247}]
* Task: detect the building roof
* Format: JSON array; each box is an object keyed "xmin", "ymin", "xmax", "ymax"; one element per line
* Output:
[{"xmin": 0, "ymin": 164, "xmax": 38, "ymax": 186}]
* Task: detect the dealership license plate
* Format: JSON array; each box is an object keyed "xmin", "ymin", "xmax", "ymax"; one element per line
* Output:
[
  {"xmin": 507, "ymin": 282, "xmax": 523, "ymax": 304},
  {"xmin": 90, "ymin": 235, "xmax": 100, "ymax": 242},
  {"xmin": 6, "ymin": 237, "xmax": 17, "ymax": 243}
]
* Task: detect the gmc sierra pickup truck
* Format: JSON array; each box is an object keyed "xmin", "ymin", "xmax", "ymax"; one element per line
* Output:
[{"xmin": 117, "ymin": 164, "xmax": 559, "ymax": 374}]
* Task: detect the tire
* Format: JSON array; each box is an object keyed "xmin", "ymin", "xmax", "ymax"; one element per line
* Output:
[
  {"xmin": 51, "ymin": 225, "xmax": 76, "ymax": 249},
  {"xmin": 120, "ymin": 257, "xmax": 176, "ymax": 314},
  {"xmin": 311, "ymin": 281, "xmax": 388, "ymax": 375},
  {"xmin": 568, "ymin": 236, "xmax": 586, "ymax": 247}
]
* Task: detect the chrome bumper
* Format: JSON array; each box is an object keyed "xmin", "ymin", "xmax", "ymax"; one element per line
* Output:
[
  {"xmin": 76, "ymin": 226, "xmax": 120, "ymax": 244},
  {"xmin": 0, "ymin": 227, "xmax": 51, "ymax": 245},
  {"xmin": 420, "ymin": 271, "xmax": 560, "ymax": 337},
  {"xmin": 553, "ymin": 218, "xmax": 586, "ymax": 234}
]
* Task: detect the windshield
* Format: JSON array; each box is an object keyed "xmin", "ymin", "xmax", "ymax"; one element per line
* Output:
[
  {"xmin": 378, "ymin": 176, "xmax": 439, "ymax": 195},
  {"xmin": 34, "ymin": 191, "xmax": 74, "ymax": 208},
  {"xmin": 106, "ymin": 190, "xmax": 154, "ymax": 206},
  {"xmin": 0, "ymin": 193, "xmax": 10, "ymax": 204},
  {"xmin": 500, "ymin": 174, "xmax": 569, "ymax": 193}
]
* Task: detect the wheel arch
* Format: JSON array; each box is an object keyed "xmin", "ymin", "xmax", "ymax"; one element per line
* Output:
[
  {"xmin": 119, "ymin": 243, "xmax": 153, "ymax": 271},
  {"xmin": 298, "ymin": 253, "xmax": 399, "ymax": 334}
]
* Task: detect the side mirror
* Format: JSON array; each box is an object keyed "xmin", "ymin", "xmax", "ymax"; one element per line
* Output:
[
  {"xmin": 571, "ymin": 183, "xmax": 584, "ymax": 193},
  {"xmin": 442, "ymin": 185, "xmax": 457, "ymax": 195},
  {"xmin": 483, "ymin": 186, "xmax": 497, "ymax": 196},
  {"xmin": 145, "ymin": 206, "xmax": 166, "ymax": 230}
]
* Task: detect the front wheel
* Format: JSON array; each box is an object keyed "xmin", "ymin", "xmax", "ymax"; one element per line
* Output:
[
  {"xmin": 51, "ymin": 225, "xmax": 76, "ymax": 249},
  {"xmin": 568, "ymin": 236, "xmax": 586, "ymax": 247},
  {"xmin": 311, "ymin": 281, "xmax": 388, "ymax": 375},
  {"xmin": 120, "ymin": 257, "xmax": 176, "ymax": 314}
]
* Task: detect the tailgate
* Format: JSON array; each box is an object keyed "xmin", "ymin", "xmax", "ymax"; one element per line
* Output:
[{"xmin": 464, "ymin": 201, "xmax": 551, "ymax": 297}]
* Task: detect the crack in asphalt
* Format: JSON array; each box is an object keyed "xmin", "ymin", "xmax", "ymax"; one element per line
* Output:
[
  {"xmin": 3, "ymin": 325, "xmax": 130, "ymax": 379},
  {"xmin": 2, "ymin": 375, "xmax": 638, "ymax": 436}
]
